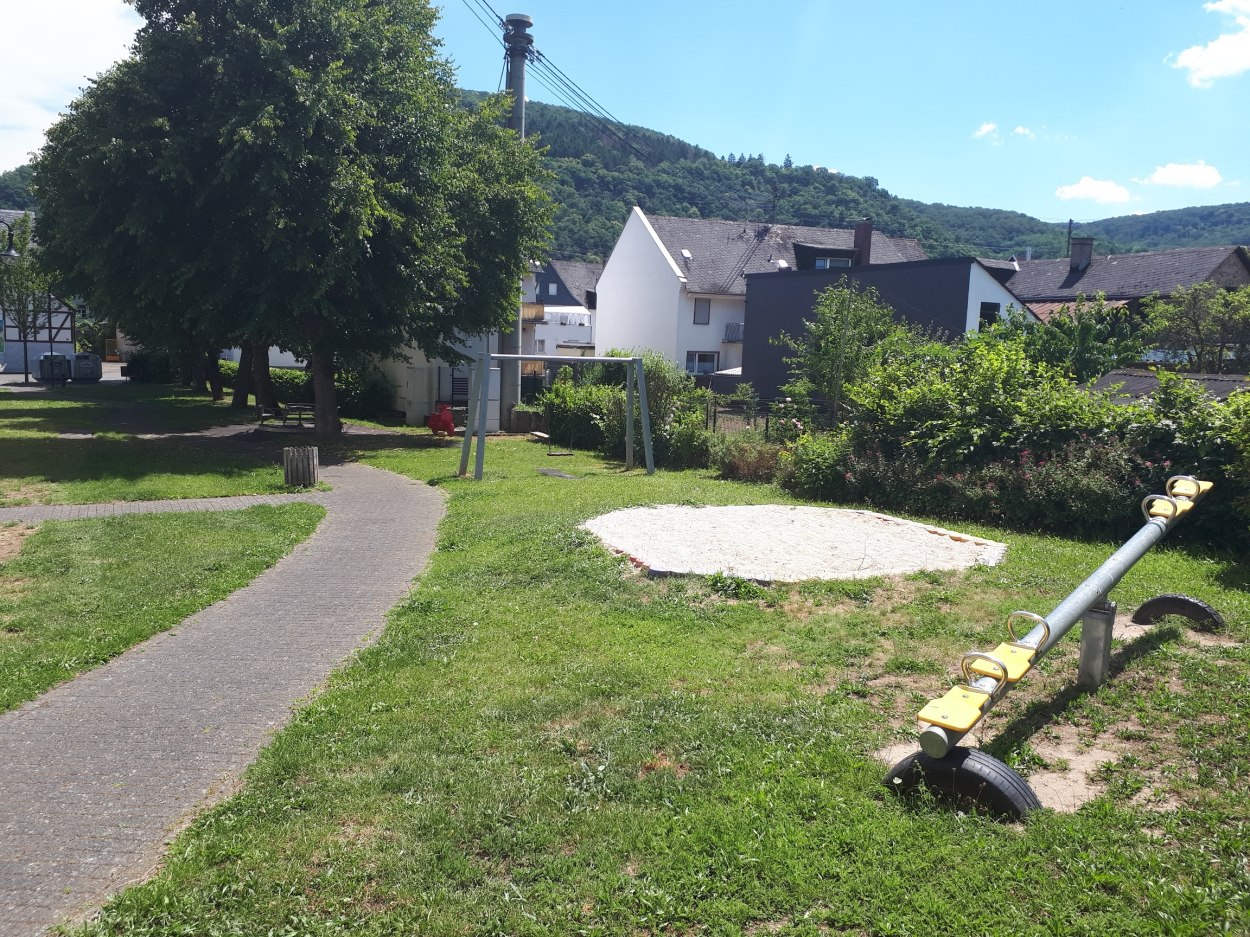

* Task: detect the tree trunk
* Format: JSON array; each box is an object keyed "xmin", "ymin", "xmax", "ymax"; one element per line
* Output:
[
  {"xmin": 310, "ymin": 350, "xmax": 342, "ymax": 439},
  {"xmin": 21, "ymin": 338, "xmax": 30, "ymax": 385},
  {"xmin": 188, "ymin": 355, "xmax": 208, "ymax": 395},
  {"xmin": 230, "ymin": 342, "xmax": 254, "ymax": 408},
  {"xmin": 250, "ymin": 338, "xmax": 279, "ymax": 410},
  {"xmin": 206, "ymin": 355, "xmax": 224, "ymax": 401}
]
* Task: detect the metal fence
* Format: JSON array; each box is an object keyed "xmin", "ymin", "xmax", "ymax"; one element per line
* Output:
[{"xmin": 705, "ymin": 397, "xmax": 832, "ymax": 441}]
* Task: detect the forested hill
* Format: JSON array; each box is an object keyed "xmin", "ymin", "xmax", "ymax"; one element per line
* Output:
[{"xmin": 5, "ymin": 93, "xmax": 1249, "ymax": 262}]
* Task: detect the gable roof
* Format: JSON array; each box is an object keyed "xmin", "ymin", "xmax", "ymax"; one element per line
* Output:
[
  {"xmin": 1086, "ymin": 368, "xmax": 1247, "ymax": 401},
  {"xmin": 1007, "ymin": 245, "xmax": 1250, "ymax": 303},
  {"xmin": 643, "ymin": 212, "xmax": 927, "ymax": 296},
  {"xmin": 547, "ymin": 259, "xmax": 602, "ymax": 309}
]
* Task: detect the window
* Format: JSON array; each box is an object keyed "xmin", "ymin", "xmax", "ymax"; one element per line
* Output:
[
  {"xmin": 685, "ymin": 351, "xmax": 719, "ymax": 374},
  {"xmin": 548, "ymin": 282, "xmax": 558, "ymax": 297},
  {"xmin": 815, "ymin": 257, "xmax": 852, "ymax": 270},
  {"xmin": 535, "ymin": 339, "xmax": 546, "ymax": 354},
  {"xmin": 693, "ymin": 297, "xmax": 711, "ymax": 325},
  {"xmin": 979, "ymin": 302, "xmax": 1002, "ymax": 329}
]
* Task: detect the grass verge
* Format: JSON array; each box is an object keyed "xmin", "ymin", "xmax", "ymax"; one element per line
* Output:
[
  {"xmin": 0, "ymin": 504, "xmax": 325, "ymax": 712},
  {"xmin": 0, "ymin": 383, "xmax": 291, "ymax": 504},
  {"xmin": 70, "ymin": 439, "xmax": 1250, "ymax": 935}
]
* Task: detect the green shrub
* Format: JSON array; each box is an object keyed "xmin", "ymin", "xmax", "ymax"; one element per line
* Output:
[
  {"xmin": 710, "ymin": 431, "xmax": 784, "ymax": 483},
  {"xmin": 215, "ymin": 358, "xmax": 393, "ymax": 418},
  {"xmin": 124, "ymin": 349, "xmax": 180, "ymax": 383}
]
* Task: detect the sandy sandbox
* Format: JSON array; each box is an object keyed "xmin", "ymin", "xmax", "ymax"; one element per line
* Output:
[{"xmin": 581, "ymin": 504, "xmax": 1006, "ymax": 583}]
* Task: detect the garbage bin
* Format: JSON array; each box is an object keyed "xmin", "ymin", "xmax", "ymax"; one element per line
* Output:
[
  {"xmin": 37, "ymin": 353, "xmax": 71, "ymax": 386},
  {"xmin": 70, "ymin": 353, "xmax": 103, "ymax": 383}
]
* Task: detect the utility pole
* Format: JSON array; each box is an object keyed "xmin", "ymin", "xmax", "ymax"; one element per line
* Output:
[{"xmin": 498, "ymin": 12, "xmax": 533, "ymax": 429}]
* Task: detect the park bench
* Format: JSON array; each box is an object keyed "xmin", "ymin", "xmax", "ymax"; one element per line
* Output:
[{"xmin": 256, "ymin": 403, "xmax": 315, "ymax": 427}]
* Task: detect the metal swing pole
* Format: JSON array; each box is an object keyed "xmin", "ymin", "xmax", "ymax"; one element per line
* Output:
[
  {"xmin": 458, "ymin": 355, "xmax": 486, "ymax": 477},
  {"xmin": 634, "ymin": 357, "xmax": 655, "ymax": 475}
]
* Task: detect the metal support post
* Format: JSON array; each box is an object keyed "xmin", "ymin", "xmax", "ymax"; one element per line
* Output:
[
  {"xmin": 625, "ymin": 364, "xmax": 635, "ymax": 471},
  {"xmin": 474, "ymin": 357, "xmax": 491, "ymax": 481},
  {"xmin": 634, "ymin": 358, "xmax": 655, "ymax": 475},
  {"xmin": 1077, "ymin": 598, "xmax": 1116, "ymax": 690},
  {"xmin": 459, "ymin": 355, "xmax": 486, "ymax": 477}
]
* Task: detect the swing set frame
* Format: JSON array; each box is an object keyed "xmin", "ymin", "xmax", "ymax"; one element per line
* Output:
[{"xmin": 458, "ymin": 353, "xmax": 656, "ymax": 480}]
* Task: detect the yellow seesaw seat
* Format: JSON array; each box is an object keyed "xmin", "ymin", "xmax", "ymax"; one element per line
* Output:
[
  {"xmin": 967, "ymin": 643, "xmax": 1035, "ymax": 682},
  {"xmin": 918, "ymin": 685, "xmax": 991, "ymax": 732}
]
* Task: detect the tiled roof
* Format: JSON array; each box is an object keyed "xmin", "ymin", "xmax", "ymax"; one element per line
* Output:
[
  {"xmin": 1028, "ymin": 299, "xmax": 1129, "ymax": 323},
  {"xmin": 1007, "ymin": 246, "xmax": 1250, "ymax": 302},
  {"xmin": 548, "ymin": 259, "xmax": 602, "ymax": 309},
  {"xmin": 644, "ymin": 212, "xmax": 927, "ymax": 296},
  {"xmin": 1086, "ymin": 368, "xmax": 1248, "ymax": 401}
]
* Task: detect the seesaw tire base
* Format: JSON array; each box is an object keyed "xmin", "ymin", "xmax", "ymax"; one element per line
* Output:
[{"xmin": 884, "ymin": 747, "xmax": 1041, "ymax": 821}]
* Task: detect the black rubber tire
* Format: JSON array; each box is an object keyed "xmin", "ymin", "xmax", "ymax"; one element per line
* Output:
[
  {"xmin": 1132, "ymin": 593, "xmax": 1225, "ymax": 632},
  {"xmin": 884, "ymin": 747, "xmax": 1042, "ymax": 820}
]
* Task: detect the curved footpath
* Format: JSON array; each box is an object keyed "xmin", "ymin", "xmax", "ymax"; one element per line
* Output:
[{"xmin": 0, "ymin": 462, "xmax": 446, "ymax": 936}]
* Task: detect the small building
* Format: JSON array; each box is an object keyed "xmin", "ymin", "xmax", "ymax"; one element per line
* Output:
[
  {"xmin": 0, "ymin": 209, "xmax": 77, "ymax": 375},
  {"xmin": 1086, "ymin": 368, "xmax": 1247, "ymax": 401},
  {"xmin": 741, "ymin": 257, "xmax": 1030, "ymax": 400}
]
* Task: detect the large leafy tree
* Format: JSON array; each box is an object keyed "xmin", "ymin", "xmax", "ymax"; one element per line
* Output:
[
  {"xmin": 1142, "ymin": 282, "xmax": 1250, "ymax": 374},
  {"xmin": 33, "ymin": 0, "xmax": 550, "ymax": 436}
]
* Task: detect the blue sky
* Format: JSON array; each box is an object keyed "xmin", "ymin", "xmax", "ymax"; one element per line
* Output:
[{"xmin": 4, "ymin": 0, "xmax": 1248, "ymax": 223}]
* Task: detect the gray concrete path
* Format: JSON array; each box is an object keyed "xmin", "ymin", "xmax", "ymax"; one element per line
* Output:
[{"xmin": 0, "ymin": 462, "xmax": 446, "ymax": 936}]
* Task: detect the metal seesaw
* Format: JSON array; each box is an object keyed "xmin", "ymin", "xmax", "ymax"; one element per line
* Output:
[{"xmin": 885, "ymin": 475, "xmax": 1222, "ymax": 819}]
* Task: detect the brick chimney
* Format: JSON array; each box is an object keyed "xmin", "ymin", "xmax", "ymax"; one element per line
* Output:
[
  {"xmin": 853, "ymin": 218, "xmax": 873, "ymax": 266},
  {"xmin": 1070, "ymin": 236, "xmax": 1094, "ymax": 272}
]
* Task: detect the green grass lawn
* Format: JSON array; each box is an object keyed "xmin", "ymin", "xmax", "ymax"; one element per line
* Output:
[
  {"xmin": 70, "ymin": 438, "xmax": 1250, "ymax": 936},
  {"xmin": 0, "ymin": 383, "xmax": 290, "ymax": 504},
  {"xmin": 0, "ymin": 504, "xmax": 325, "ymax": 712}
]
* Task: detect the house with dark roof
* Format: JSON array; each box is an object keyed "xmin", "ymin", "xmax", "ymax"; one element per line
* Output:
[
  {"xmin": 594, "ymin": 207, "xmax": 927, "ymax": 375},
  {"xmin": 522, "ymin": 259, "xmax": 602, "ymax": 360},
  {"xmin": 741, "ymin": 257, "xmax": 1031, "ymax": 399},
  {"xmin": 1005, "ymin": 238, "xmax": 1250, "ymax": 320}
]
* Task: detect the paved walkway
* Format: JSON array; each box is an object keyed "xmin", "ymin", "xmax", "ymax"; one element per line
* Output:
[{"xmin": 0, "ymin": 462, "xmax": 446, "ymax": 936}]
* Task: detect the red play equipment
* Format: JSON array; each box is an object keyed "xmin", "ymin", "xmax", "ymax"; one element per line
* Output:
[{"xmin": 425, "ymin": 404, "xmax": 456, "ymax": 436}]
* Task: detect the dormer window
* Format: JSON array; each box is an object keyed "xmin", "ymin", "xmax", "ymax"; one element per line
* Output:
[{"xmin": 815, "ymin": 257, "xmax": 852, "ymax": 270}]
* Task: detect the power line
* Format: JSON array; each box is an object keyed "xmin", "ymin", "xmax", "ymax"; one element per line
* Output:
[
  {"xmin": 530, "ymin": 51, "xmax": 657, "ymax": 162},
  {"xmin": 456, "ymin": 0, "xmax": 503, "ymax": 45}
]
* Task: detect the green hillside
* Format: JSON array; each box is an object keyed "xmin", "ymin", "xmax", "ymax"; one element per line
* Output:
[{"xmin": 6, "ymin": 94, "xmax": 1248, "ymax": 263}]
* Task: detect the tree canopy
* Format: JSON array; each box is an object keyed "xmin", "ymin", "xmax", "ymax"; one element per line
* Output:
[
  {"xmin": 33, "ymin": 0, "xmax": 551, "ymax": 435},
  {"xmin": 1142, "ymin": 282, "xmax": 1250, "ymax": 374}
]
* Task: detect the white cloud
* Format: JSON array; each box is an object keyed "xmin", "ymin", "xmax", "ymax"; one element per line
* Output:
[
  {"xmin": 0, "ymin": 2, "xmax": 141, "ymax": 170},
  {"xmin": 1055, "ymin": 177, "xmax": 1133, "ymax": 203},
  {"xmin": 1169, "ymin": 0, "xmax": 1250, "ymax": 88},
  {"xmin": 1135, "ymin": 160, "xmax": 1224, "ymax": 187},
  {"xmin": 972, "ymin": 122, "xmax": 998, "ymax": 139},
  {"xmin": 1012, "ymin": 126, "xmax": 1035, "ymax": 139}
]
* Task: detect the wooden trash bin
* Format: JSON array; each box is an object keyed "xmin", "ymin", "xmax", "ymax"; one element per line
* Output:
[{"xmin": 283, "ymin": 446, "xmax": 319, "ymax": 487}]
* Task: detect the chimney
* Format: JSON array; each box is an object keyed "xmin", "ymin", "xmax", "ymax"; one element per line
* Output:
[
  {"xmin": 853, "ymin": 218, "xmax": 873, "ymax": 266},
  {"xmin": 1070, "ymin": 236, "xmax": 1094, "ymax": 272}
]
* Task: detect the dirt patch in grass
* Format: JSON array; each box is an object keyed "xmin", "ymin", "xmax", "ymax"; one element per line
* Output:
[
  {"xmin": 0, "ymin": 483, "xmax": 53, "ymax": 507},
  {"xmin": 638, "ymin": 751, "xmax": 690, "ymax": 780},
  {"xmin": 1026, "ymin": 724, "xmax": 1122, "ymax": 812},
  {"xmin": 1114, "ymin": 615, "xmax": 1242, "ymax": 649},
  {"xmin": 0, "ymin": 523, "xmax": 38, "ymax": 563}
]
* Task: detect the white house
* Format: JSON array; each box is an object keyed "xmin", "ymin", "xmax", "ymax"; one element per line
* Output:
[{"xmin": 594, "ymin": 207, "xmax": 929, "ymax": 375}]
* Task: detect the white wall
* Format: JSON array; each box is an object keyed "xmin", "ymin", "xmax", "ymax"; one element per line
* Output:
[
  {"xmin": 676, "ymin": 292, "xmax": 745, "ymax": 373},
  {"xmin": 595, "ymin": 207, "xmax": 683, "ymax": 359},
  {"xmin": 964, "ymin": 265, "xmax": 1029, "ymax": 333},
  {"xmin": 532, "ymin": 306, "xmax": 593, "ymax": 356}
]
